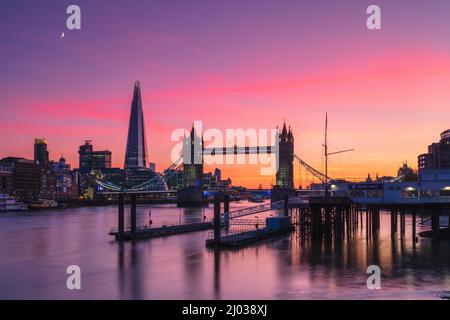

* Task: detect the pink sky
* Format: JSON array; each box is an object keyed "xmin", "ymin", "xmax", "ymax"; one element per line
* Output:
[{"xmin": 1, "ymin": 1, "xmax": 450, "ymax": 187}]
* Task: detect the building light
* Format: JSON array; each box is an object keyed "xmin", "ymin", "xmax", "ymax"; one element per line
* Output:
[{"xmin": 405, "ymin": 187, "xmax": 416, "ymax": 191}]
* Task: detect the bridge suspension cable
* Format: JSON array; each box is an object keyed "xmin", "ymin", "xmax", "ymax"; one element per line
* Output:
[
  {"xmin": 95, "ymin": 156, "xmax": 184, "ymax": 193},
  {"xmin": 294, "ymin": 154, "xmax": 331, "ymax": 184}
]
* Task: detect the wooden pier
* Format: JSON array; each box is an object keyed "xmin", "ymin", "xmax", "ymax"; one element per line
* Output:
[
  {"xmin": 112, "ymin": 193, "xmax": 215, "ymax": 241},
  {"xmin": 110, "ymin": 192, "xmax": 449, "ymax": 244},
  {"xmin": 207, "ymin": 194, "xmax": 294, "ymax": 248},
  {"xmin": 205, "ymin": 226, "xmax": 294, "ymax": 248},
  {"xmin": 109, "ymin": 221, "xmax": 213, "ymax": 241},
  {"xmin": 290, "ymin": 196, "xmax": 450, "ymax": 244}
]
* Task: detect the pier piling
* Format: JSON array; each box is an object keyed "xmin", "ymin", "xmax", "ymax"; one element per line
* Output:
[
  {"xmin": 130, "ymin": 195, "xmax": 137, "ymax": 237},
  {"xmin": 412, "ymin": 208, "xmax": 417, "ymax": 245},
  {"xmin": 213, "ymin": 193, "xmax": 222, "ymax": 245},
  {"xmin": 431, "ymin": 207, "xmax": 439, "ymax": 239},
  {"xmin": 118, "ymin": 194, "xmax": 124, "ymax": 240},
  {"xmin": 224, "ymin": 194, "xmax": 230, "ymax": 215},
  {"xmin": 390, "ymin": 209, "xmax": 395, "ymax": 238},
  {"xmin": 284, "ymin": 195, "xmax": 289, "ymax": 217}
]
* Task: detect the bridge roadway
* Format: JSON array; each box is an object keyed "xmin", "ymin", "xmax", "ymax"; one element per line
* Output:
[{"xmin": 97, "ymin": 189, "xmax": 273, "ymax": 196}]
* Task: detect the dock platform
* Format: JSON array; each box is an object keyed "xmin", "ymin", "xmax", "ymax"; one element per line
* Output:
[
  {"xmin": 205, "ymin": 225, "xmax": 294, "ymax": 248},
  {"xmin": 109, "ymin": 221, "xmax": 213, "ymax": 241}
]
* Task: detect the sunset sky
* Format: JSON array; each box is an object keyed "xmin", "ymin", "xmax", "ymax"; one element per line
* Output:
[{"xmin": 1, "ymin": 0, "xmax": 450, "ymax": 188}]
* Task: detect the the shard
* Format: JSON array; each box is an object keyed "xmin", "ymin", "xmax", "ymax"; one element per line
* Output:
[{"xmin": 124, "ymin": 81, "xmax": 149, "ymax": 169}]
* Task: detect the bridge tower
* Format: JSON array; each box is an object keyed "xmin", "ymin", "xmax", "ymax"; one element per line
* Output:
[
  {"xmin": 276, "ymin": 123, "xmax": 294, "ymax": 188},
  {"xmin": 272, "ymin": 123, "xmax": 296, "ymax": 202},
  {"xmin": 178, "ymin": 125, "xmax": 205, "ymax": 206},
  {"xmin": 182, "ymin": 124, "xmax": 204, "ymax": 188}
]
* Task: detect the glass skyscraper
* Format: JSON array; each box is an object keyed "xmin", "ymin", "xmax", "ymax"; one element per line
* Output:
[{"xmin": 124, "ymin": 81, "xmax": 149, "ymax": 169}]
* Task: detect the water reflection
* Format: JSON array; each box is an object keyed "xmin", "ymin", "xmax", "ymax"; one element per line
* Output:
[{"xmin": 0, "ymin": 204, "xmax": 449, "ymax": 299}]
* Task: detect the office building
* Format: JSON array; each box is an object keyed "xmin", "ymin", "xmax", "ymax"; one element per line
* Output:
[
  {"xmin": 78, "ymin": 140, "xmax": 112, "ymax": 172},
  {"xmin": 0, "ymin": 157, "xmax": 41, "ymax": 203},
  {"xmin": 418, "ymin": 129, "xmax": 450, "ymax": 170},
  {"xmin": 34, "ymin": 138, "xmax": 49, "ymax": 167},
  {"xmin": 124, "ymin": 81, "xmax": 149, "ymax": 169}
]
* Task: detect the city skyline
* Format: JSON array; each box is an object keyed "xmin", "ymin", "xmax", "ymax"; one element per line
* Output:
[
  {"xmin": 2, "ymin": 0, "xmax": 450, "ymax": 187},
  {"xmin": 1, "ymin": 0, "xmax": 450, "ymax": 305}
]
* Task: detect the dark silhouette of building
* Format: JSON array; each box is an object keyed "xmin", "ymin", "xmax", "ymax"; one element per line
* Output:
[
  {"xmin": 99, "ymin": 168, "xmax": 124, "ymax": 186},
  {"xmin": 0, "ymin": 169, "xmax": 13, "ymax": 195},
  {"xmin": 213, "ymin": 168, "xmax": 222, "ymax": 181},
  {"xmin": 40, "ymin": 167, "xmax": 56, "ymax": 200},
  {"xmin": 124, "ymin": 81, "xmax": 148, "ymax": 169},
  {"xmin": 34, "ymin": 138, "xmax": 49, "ymax": 167},
  {"xmin": 92, "ymin": 150, "xmax": 111, "ymax": 170},
  {"xmin": 79, "ymin": 140, "xmax": 93, "ymax": 171},
  {"xmin": 78, "ymin": 140, "xmax": 112, "ymax": 172},
  {"xmin": 0, "ymin": 157, "xmax": 40, "ymax": 203},
  {"xmin": 123, "ymin": 81, "xmax": 153, "ymax": 186},
  {"xmin": 276, "ymin": 123, "xmax": 294, "ymax": 188},
  {"xmin": 418, "ymin": 129, "xmax": 450, "ymax": 170},
  {"xmin": 52, "ymin": 156, "xmax": 79, "ymax": 201},
  {"xmin": 397, "ymin": 161, "xmax": 418, "ymax": 182},
  {"xmin": 182, "ymin": 125, "xmax": 204, "ymax": 188}
]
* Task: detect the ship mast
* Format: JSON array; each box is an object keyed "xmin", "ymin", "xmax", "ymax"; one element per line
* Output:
[{"xmin": 323, "ymin": 113, "xmax": 354, "ymax": 197}]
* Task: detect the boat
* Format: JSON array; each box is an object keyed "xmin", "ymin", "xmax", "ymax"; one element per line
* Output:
[
  {"xmin": 28, "ymin": 199, "xmax": 59, "ymax": 210},
  {"xmin": 0, "ymin": 194, "xmax": 28, "ymax": 212}
]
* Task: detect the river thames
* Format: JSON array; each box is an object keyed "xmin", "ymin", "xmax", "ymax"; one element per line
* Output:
[{"xmin": 0, "ymin": 200, "xmax": 449, "ymax": 300}]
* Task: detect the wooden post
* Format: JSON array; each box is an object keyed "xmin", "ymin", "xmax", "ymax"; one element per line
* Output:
[
  {"xmin": 311, "ymin": 206, "xmax": 321, "ymax": 240},
  {"xmin": 390, "ymin": 209, "xmax": 395, "ymax": 238},
  {"xmin": 372, "ymin": 207, "xmax": 379, "ymax": 239},
  {"xmin": 366, "ymin": 207, "xmax": 369, "ymax": 240},
  {"xmin": 431, "ymin": 207, "xmax": 439, "ymax": 239},
  {"xmin": 335, "ymin": 206, "xmax": 342, "ymax": 240},
  {"xmin": 412, "ymin": 208, "xmax": 417, "ymax": 246},
  {"xmin": 344, "ymin": 207, "xmax": 352, "ymax": 238},
  {"xmin": 284, "ymin": 194, "xmax": 289, "ymax": 217},
  {"xmin": 360, "ymin": 208, "xmax": 363, "ymax": 229},
  {"xmin": 448, "ymin": 207, "xmax": 450, "ymax": 229},
  {"xmin": 324, "ymin": 206, "xmax": 332, "ymax": 240},
  {"xmin": 223, "ymin": 194, "xmax": 230, "ymax": 227},
  {"xmin": 400, "ymin": 209, "xmax": 404, "ymax": 241},
  {"xmin": 224, "ymin": 194, "xmax": 230, "ymax": 214},
  {"xmin": 130, "ymin": 195, "xmax": 137, "ymax": 237},
  {"xmin": 118, "ymin": 194, "xmax": 124, "ymax": 240},
  {"xmin": 214, "ymin": 193, "xmax": 222, "ymax": 245},
  {"xmin": 394, "ymin": 209, "xmax": 398, "ymax": 235}
]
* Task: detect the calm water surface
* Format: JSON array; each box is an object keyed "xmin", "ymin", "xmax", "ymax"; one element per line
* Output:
[{"xmin": 0, "ymin": 201, "xmax": 449, "ymax": 299}]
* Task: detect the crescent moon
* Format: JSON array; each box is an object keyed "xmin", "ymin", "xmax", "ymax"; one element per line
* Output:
[{"xmin": 61, "ymin": 32, "xmax": 65, "ymax": 38}]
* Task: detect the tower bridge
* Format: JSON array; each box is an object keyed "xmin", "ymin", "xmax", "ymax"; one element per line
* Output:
[
  {"xmin": 93, "ymin": 81, "xmax": 331, "ymax": 204},
  {"xmin": 95, "ymin": 121, "xmax": 323, "ymax": 206}
]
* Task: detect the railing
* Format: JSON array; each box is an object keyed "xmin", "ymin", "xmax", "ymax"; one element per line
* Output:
[
  {"xmin": 109, "ymin": 219, "xmax": 213, "ymax": 233},
  {"xmin": 207, "ymin": 226, "xmax": 265, "ymax": 240},
  {"xmin": 229, "ymin": 218, "xmax": 266, "ymax": 226},
  {"xmin": 228, "ymin": 200, "xmax": 284, "ymax": 219},
  {"xmin": 352, "ymin": 196, "xmax": 450, "ymax": 204}
]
